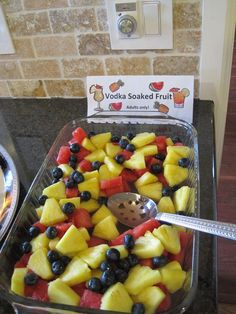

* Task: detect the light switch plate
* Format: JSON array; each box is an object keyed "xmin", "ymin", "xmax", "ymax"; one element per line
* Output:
[
  {"xmin": 106, "ymin": 0, "xmax": 173, "ymax": 50},
  {"xmin": 0, "ymin": 4, "xmax": 15, "ymax": 55}
]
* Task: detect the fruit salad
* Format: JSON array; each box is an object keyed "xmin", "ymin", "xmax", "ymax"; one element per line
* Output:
[{"xmin": 10, "ymin": 126, "xmax": 195, "ymax": 314}]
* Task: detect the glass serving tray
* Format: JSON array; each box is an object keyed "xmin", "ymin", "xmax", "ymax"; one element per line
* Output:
[{"xmin": 0, "ymin": 113, "xmax": 199, "ymax": 314}]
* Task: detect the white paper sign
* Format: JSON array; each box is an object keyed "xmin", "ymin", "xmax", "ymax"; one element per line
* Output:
[{"xmin": 87, "ymin": 75, "xmax": 194, "ymax": 123}]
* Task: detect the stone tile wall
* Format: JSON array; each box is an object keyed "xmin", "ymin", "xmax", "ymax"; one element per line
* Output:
[{"xmin": 0, "ymin": 0, "xmax": 202, "ymax": 98}]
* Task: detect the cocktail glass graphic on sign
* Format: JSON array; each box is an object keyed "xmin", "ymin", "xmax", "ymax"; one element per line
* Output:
[
  {"xmin": 89, "ymin": 84, "xmax": 104, "ymax": 111},
  {"xmin": 153, "ymin": 101, "xmax": 169, "ymax": 114},
  {"xmin": 170, "ymin": 87, "xmax": 190, "ymax": 108},
  {"xmin": 109, "ymin": 80, "xmax": 124, "ymax": 92},
  {"xmin": 149, "ymin": 81, "xmax": 164, "ymax": 92},
  {"xmin": 109, "ymin": 102, "xmax": 123, "ymax": 111}
]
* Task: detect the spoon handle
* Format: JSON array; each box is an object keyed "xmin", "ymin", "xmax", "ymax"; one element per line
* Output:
[{"xmin": 157, "ymin": 213, "xmax": 236, "ymax": 240}]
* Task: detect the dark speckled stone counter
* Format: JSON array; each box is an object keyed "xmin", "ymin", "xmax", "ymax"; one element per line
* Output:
[{"xmin": 0, "ymin": 98, "xmax": 217, "ymax": 313}]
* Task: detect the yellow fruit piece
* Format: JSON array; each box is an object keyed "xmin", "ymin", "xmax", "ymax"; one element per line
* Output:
[
  {"xmin": 160, "ymin": 268, "xmax": 186, "ymax": 293},
  {"xmin": 131, "ymin": 132, "xmax": 156, "ymax": 148},
  {"xmin": 85, "ymin": 149, "xmax": 106, "ymax": 163},
  {"xmin": 40, "ymin": 198, "xmax": 67, "ymax": 226},
  {"xmin": 133, "ymin": 286, "xmax": 166, "ymax": 314},
  {"xmin": 78, "ymin": 244, "xmax": 109, "ymax": 269},
  {"xmin": 153, "ymin": 225, "xmax": 181, "ymax": 254},
  {"xmin": 56, "ymin": 225, "xmax": 88, "ymax": 256},
  {"xmin": 101, "ymin": 282, "xmax": 133, "ymax": 313},
  {"xmin": 158, "ymin": 196, "xmax": 176, "ymax": 214},
  {"xmin": 167, "ymin": 146, "xmax": 191, "ymax": 158},
  {"xmin": 173, "ymin": 186, "xmax": 191, "ymax": 212},
  {"xmin": 58, "ymin": 164, "xmax": 74, "ymax": 177},
  {"xmin": 30, "ymin": 233, "xmax": 50, "ymax": 252},
  {"xmin": 42, "ymin": 181, "xmax": 66, "ymax": 200},
  {"xmin": 27, "ymin": 248, "xmax": 54, "ymax": 280},
  {"xmin": 111, "ymin": 245, "xmax": 129, "ymax": 259},
  {"xmin": 99, "ymin": 164, "xmax": 117, "ymax": 181},
  {"xmin": 35, "ymin": 206, "xmax": 43, "ymax": 219},
  {"xmin": 90, "ymin": 132, "xmax": 112, "ymax": 149},
  {"xmin": 59, "ymin": 197, "xmax": 81, "ymax": 209},
  {"xmin": 80, "ymin": 199, "xmax": 100, "ymax": 213},
  {"xmin": 78, "ymin": 177, "xmax": 100, "ymax": 200},
  {"xmin": 11, "ymin": 268, "xmax": 28, "ymax": 296},
  {"xmin": 161, "ymin": 260, "xmax": 182, "ymax": 271},
  {"xmin": 134, "ymin": 171, "xmax": 158, "ymax": 188},
  {"xmin": 166, "ymin": 137, "xmax": 174, "ymax": 146},
  {"xmin": 48, "ymin": 278, "xmax": 80, "ymax": 306},
  {"xmin": 91, "ymin": 204, "xmax": 117, "ymax": 225},
  {"xmin": 124, "ymin": 265, "xmax": 161, "ymax": 295},
  {"xmin": 78, "ymin": 227, "xmax": 90, "ymax": 241},
  {"xmin": 60, "ymin": 256, "xmax": 91, "ymax": 286},
  {"xmin": 164, "ymin": 164, "xmax": 188, "ymax": 187},
  {"xmin": 93, "ymin": 216, "xmax": 119, "ymax": 240},
  {"xmin": 163, "ymin": 150, "xmax": 182, "ymax": 166},
  {"xmin": 131, "ymin": 233, "xmax": 164, "ymax": 259},
  {"xmin": 81, "ymin": 137, "xmax": 96, "ymax": 152},
  {"xmin": 104, "ymin": 156, "xmax": 124, "ymax": 176},
  {"xmin": 137, "ymin": 182, "xmax": 162, "ymax": 202},
  {"xmin": 83, "ymin": 170, "xmax": 99, "ymax": 181},
  {"xmin": 105, "ymin": 142, "xmax": 122, "ymax": 158},
  {"xmin": 124, "ymin": 153, "xmax": 145, "ymax": 170},
  {"xmin": 49, "ymin": 237, "xmax": 60, "ymax": 250},
  {"xmin": 135, "ymin": 145, "xmax": 158, "ymax": 156}
]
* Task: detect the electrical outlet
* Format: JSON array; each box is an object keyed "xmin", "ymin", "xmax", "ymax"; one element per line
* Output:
[{"xmin": 0, "ymin": 4, "xmax": 15, "ymax": 55}]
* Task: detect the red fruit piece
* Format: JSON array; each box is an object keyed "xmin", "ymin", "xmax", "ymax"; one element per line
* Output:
[
  {"xmin": 118, "ymin": 150, "xmax": 133, "ymax": 160},
  {"xmin": 132, "ymin": 219, "xmax": 160, "ymax": 240},
  {"xmin": 134, "ymin": 168, "xmax": 149, "ymax": 178},
  {"xmin": 55, "ymin": 222, "xmax": 73, "ymax": 238},
  {"xmin": 120, "ymin": 169, "xmax": 138, "ymax": 182},
  {"xmin": 66, "ymin": 187, "xmax": 78, "ymax": 198},
  {"xmin": 79, "ymin": 159, "xmax": 92, "ymax": 172},
  {"xmin": 71, "ymin": 282, "xmax": 87, "ymax": 297},
  {"xmin": 25, "ymin": 278, "xmax": 49, "ymax": 302},
  {"xmin": 155, "ymin": 136, "xmax": 167, "ymax": 153},
  {"xmin": 122, "ymin": 179, "xmax": 131, "ymax": 192},
  {"xmin": 100, "ymin": 176, "xmax": 123, "ymax": 190},
  {"xmin": 69, "ymin": 208, "xmax": 92, "ymax": 229},
  {"xmin": 87, "ymin": 236, "xmax": 108, "ymax": 247},
  {"xmin": 32, "ymin": 222, "xmax": 46, "ymax": 233},
  {"xmin": 156, "ymin": 283, "xmax": 172, "ymax": 312},
  {"xmin": 75, "ymin": 147, "xmax": 91, "ymax": 162},
  {"xmin": 56, "ymin": 146, "xmax": 71, "ymax": 165},
  {"xmin": 174, "ymin": 142, "xmax": 184, "ymax": 146},
  {"xmin": 139, "ymin": 258, "xmax": 153, "ymax": 268},
  {"xmin": 157, "ymin": 173, "xmax": 169, "ymax": 187},
  {"xmin": 109, "ymin": 229, "xmax": 133, "ymax": 246},
  {"xmin": 104, "ymin": 185, "xmax": 124, "ymax": 197},
  {"xmin": 72, "ymin": 127, "xmax": 87, "ymax": 144},
  {"xmin": 15, "ymin": 253, "xmax": 31, "ymax": 268},
  {"xmin": 80, "ymin": 289, "xmax": 102, "ymax": 309}
]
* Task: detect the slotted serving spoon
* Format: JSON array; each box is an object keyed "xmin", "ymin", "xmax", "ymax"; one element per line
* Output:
[{"xmin": 107, "ymin": 192, "xmax": 236, "ymax": 241}]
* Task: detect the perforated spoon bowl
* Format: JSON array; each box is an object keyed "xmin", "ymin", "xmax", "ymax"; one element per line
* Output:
[{"xmin": 107, "ymin": 192, "xmax": 236, "ymax": 241}]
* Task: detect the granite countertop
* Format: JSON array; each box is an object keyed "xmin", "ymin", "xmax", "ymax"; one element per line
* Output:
[{"xmin": 0, "ymin": 98, "xmax": 217, "ymax": 313}]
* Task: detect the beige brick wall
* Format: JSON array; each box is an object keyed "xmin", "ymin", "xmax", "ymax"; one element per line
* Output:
[{"xmin": 0, "ymin": 0, "xmax": 202, "ymax": 98}]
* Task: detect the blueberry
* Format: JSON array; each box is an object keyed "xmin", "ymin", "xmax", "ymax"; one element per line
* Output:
[
  {"xmin": 155, "ymin": 153, "xmax": 166, "ymax": 161},
  {"xmin": 124, "ymin": 234, "xmax": 135, "ymax": 250},
  {"xmin": 28, "ymin": 226, "xmax": 40, "ymax": 238},
  {"xmin": 88, "ymin": 131, "xmax": 96, "ymax": 138},
  {"xmin": 127, "ymin": 254, "xmax": 139, "ymax": 267},
  {"xmin": 68, "ymin": 161, "xmax": 77, "ymax": 169},
  {"xmin": 117, "ymin": 258, "xmax": 130, "ymax": 272},
  {"xmin": 65, "ymin": 179, "xmax": 77, "ymax": 188},
  {"xmin": 100, "ymin": 261, "xmax": 114, "ymax": 272},
  {"xmin": 70, "ymin": 155, "xmax": 77, "ymax": 163},
  {"xmin": 87, "ymin": 277, "xmax": 103, "ymax": 292},
  {"xmin": 21, "ymin": 242, "xmax": 32, "ymax": 254},
  {"xmin": 178, "ymin": 158, "xmax": 190, "ymax": 168},
  {"xmin": 115, "ymin": 268, "xmax": 128, "ymax": 283},
  {"xmin": 172, "ymin": 136, "xmax": 181, "ymax": 143},
  {"xmin": 52, "ymin": 167, "xmax": 63, "ymax": 179},
  {"xmin": 115, "ymin": 154, "xmax": 125, "ymax": 164},
  {"xmin": 92, "ymin": 161, "xmax": 102, "ymax": 170},
  {"xmin": 47, "ymin": 250, "xmax": 60, "ymax": 263},
  {"xmin": 24, "ymin": 272, "xmax": 39, "ymax": 286},
  {"xmin": 98, "ymin": 196, "xmax": 108, "ymax": 206},
  {"xmin": 151, "ymin": 163, "xmax": 163, "ymax": 174},
  {"xmin": 111, "ymin": 135, "xmax": 120, "ymax": 143},
  {"xmin": 119, "ymin": 138, "xmax": 129, "ymax": 149},
  {"xmin": 162, "ymin": 187, "xmax": 173, "ymax": 197},
  {"xmin": 80, "ymin": 191, "xmax": 91, "ymax": 201},
  {"xmin": 152, "ymin": 255, "xmax": 168, "ymax": 268},
  {"xmin": 70, "ymin": 143, "xmax": 80, "ymax": 153},
  {"xmin": 106, "ymin": 248, "xmax": 120, "ymax": 262},
  {"xmin": 46, "ymin": 226, "xmax": 58, "ymax": 239},
  {"xmin": 125, "ymin": 144, "xmax": 135, "ymax": 152},
  {"xmin": 127, "ymin": 132, "xmax": 135, "ymax": 140},
  {"xmin": 38, "ymin": 194, "xmax": 48, "ymax": 206},
  {"xmin": 60, "ymin": 255, "xmax": 71, "ymax": 266},
  {"xmin": 132, "ymin": 303, "xmax": 145, "ymax": 314},
  {"xmin": 71, "ymin": 171, "xmax": 84, "ymax": 184},
  {"xmin": 100, "ymin": 269, "xmax": 116, "ymax": 287},
  {"xmin": 62, "ymin": 202, "xmax": 75, "ymax": 215},
  {"xmin": 51, "ymin": 260, "xmax": 66, "ymax": 275}
]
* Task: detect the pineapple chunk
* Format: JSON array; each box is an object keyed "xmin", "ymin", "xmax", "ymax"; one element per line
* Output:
[
  {"xmin": 80, "ymin": 199, "xmax": 100, "ymax": 213},
  {"xmin": 124, "ymin": 265, "xmax": 161, "ymax": 295},
  {"xmin": 60, "ymin": 256, "xmax": 91, "ymax": 286},
  {"xmin": 164, "ymin": 164, "xmax": 188, "ymax": 187},
  {"xmin": 78, "ymin": 244, "xmax": 109, "ymax": 269},
  {"xmin": 163, "ymin": 150, "xmax": 182, "ymax": 166},
  {"xmin": 124, "ymin": 153, "xmax": 146, "ymax": 170},
  {"xmin": 90, "ymin": 132, "xmax": 112, "ymax": 149},
  {"xmin": 161, "ymin": 260, "xmax": 182, "ymax": 271},
  {"xmin": 78, "ymin": 227, "xmax": 90, "ymax": 241},
  {"xmin": 35, "ymin": 206, "xmax": 43, "ymax": 219},
  {"xmin": 83, "ymin": 170, "xmax": 99, "ymax": 181},
  {"xmin": 153, "ymin": 225, "xmax": 181, "ymax": 254},
  {"xmin": 27, "ymin": 248, "xmax": 54, "ymax": 280},
  {"xmin": 30, "ymin": 233, "xmax": 50, "ymax": 252},
  {"xmin": 137, "ymin": 182, "xmax": 162, "ymax": 202},
  {"xmin": 134, "ymin": 171, "xmax": 158, "ymax": 188},
  {"xmin": 59, "ymin": 197, "xmax": 81, "ymax": 209},
  {"xmin": 56, "ymin": 225, "xmax": 88, "ymax": 256},
  {"xmin": 42, "ymin": 181, "xmax": 66, "ymax": 200},
  {"xmin": 104, "ymin": 156, "xmax": 124, "ymax": 176},
  {"xmin": 49, "ymin": 237, "xmax": 60, "ymax": 250},
  {"xmin": 58, "ymin": 164, "xmax": 74, "ymax": 177},
  {"xmin": 101, "ymin": 282, "xmax": 133, "ymax": 313},
  {"xmin": 131, "ymin": 132, "xmax": 156, "ymax": 148},
  {"xmin": 111, "ymin": 245, "xmax": 128, "ymax": 259},
  {"xmin": 40, "ymin": 198, "xmax": 67, "ymax": 226},
  {"xmin": 160, "ymin": 267, "xmax": 186, "ymax": 293},
  {"xmin": 158, "ymin": 196, "xmax": 176, "ymax": 214},
  {"xmin": 167, "ymin": 146, "xmax": 191, "ymax": 158},
  {"xmin": 81, "ymin": 137, "xmax": 96, "ymax": 152},
  {"xmin": 48, "ymin": 278, "xmax": 80, "ymax": 306},
  {"xmin": 166, "ymin": 137, "xmax": 174, "ymax": 146},
  {"xmin": 11, "ymin": 268, "xmax": 28, "ymax": 296},
  {"xmin": 93, "ymin": 216, "xmax": 119, "ymax": 240},
  {"xmin": 132, "ymin": 233, "xmax": 164, "ymax": 259},
  {"xmin": 91, "ymin": 204, "xmax": 117, "ymax": 225},
  {"xmin": 135, "ymin": 145, "xmax": 158, "ymax": 156},
  {"xmin": 99, "ymin": 164, "xmax": 117, "ymax": 181},
  {"xmin": 133, "ymin": 286, "xmax": 166, "ymax": 314},
  {"xmin": 173, "ymin": 186, "xmax": 191, "ymax": 212},
  {"xmin": 78, "ymin": 177, "xmax": 100, "ymax": 200},
  {"xmin": 85, "ymin": 149, "xmax": 106, "ymax": 163},
  {"xmin": 105, "ymin": 142, "xmax": 122, "ymax": 158}
]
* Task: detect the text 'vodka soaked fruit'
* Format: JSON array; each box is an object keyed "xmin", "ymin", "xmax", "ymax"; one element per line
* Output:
[{"xmin": 11, "ymin": 126, "xmax": 195, "ymax": 314}]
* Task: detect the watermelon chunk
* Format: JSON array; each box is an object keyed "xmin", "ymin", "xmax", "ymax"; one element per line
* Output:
[
  {"xmin": 72, "ymin": 127, "xmax": 87, "ymax": 144},
  {"xmin": 87, "ymin": 236, "xmax": 108, "ymax": 247},
  {"xmin": 15, "ymin": 253, "xmax": 32, "ymax": 268},
  {"xmin": 132, "ymin": 219, "xmax": 160, "ymax": 239},
  {"xmin": 80, "ymin": 289, "xmax": 102, "ymax": 309},
  {"xmin": 69, "ymin": 208, "xmax": 92, "ymax": 229},
  {"xmin": 25, "ymin": 278, "xmax": 49, "ymax": 302},
  {"xmin": 56, "ymin": 146, "xmax": 71, "ymax": 165},
  {"xmin": 55, "ymin": 222, "xmax": 73, "ymax": 238}
]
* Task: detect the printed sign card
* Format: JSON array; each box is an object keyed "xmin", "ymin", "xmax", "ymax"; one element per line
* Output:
[{"xmin": 87, "ymin": 75, "xmax": 194, "ymax": 123}]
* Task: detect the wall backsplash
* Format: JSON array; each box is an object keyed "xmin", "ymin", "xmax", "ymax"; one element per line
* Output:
[{"xmin": 0, "ymin": 0, "xmax": 202, "ymax": 98}]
